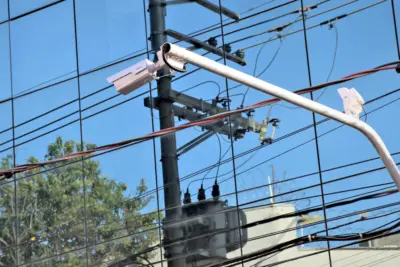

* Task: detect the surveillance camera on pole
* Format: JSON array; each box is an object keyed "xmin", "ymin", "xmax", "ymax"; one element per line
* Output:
[{"xmin": 106, "ymin": 50, "xmax": 185, "ymax": 95}]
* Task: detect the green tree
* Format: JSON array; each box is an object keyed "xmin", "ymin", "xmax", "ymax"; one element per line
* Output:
[{"xmin": 0, "ymin": 137, "xmax": 159, "ymax": 266}]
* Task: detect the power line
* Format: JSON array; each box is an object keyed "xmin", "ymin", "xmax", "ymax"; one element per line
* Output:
[
  {"xmin": 221, "ymin": 217, "xmax": 400, "ymax": 267},
  {"xmin": 0, "ymin": 0, "xmax": 299, "ymax": 106},
  {"xmin": 0, "ymin": 0, "xmax": 360, "ymax": 137},
  {"xmin": 241, "ymin": 0, "xmax": 386, "ymax": 51},
  {"xmin": 314, "ymin": 24, "xmax": 339, "ymax": 102},
  {"xmin": 98, "ymin": 185, "xmax": 399, "ymax": 267},
  {"xmin": 2, "ymin": 79, "xmax": 398, "ymax": 226},
  {"xmin": 186, "ymin": 87, "xmax": 400, "ymax": 192},
  {"xmin": 116, "ymin": 189, "xmax": 398, "ymax": 267},
  {"xmin": 3, "ymin": 156, "xmax": 394, "ymax": 256},
  {"xmin": 0, "ymin": 0, "xmax": 345, "ymax": 116},
  {"xmin": 8, "ymin": 177, "xmax": 393, "ymax": 267},
  {"xmin": 0, "ymin": 0, "xmax": 66, "ymax": 25},
  {"xmin": 5, "ymin": 62, "xmax": 393, "ymax": 176},
  {"xmin": 260, "ymin": 220, "xmax": 400, "ymax": 267},
  {"xmin": 187, "ymin": 0, "xmax": 300, "ymax": 38},
  {"xmin": 217, "ymin": 0, "xmax": 379, "ymax": 97}
]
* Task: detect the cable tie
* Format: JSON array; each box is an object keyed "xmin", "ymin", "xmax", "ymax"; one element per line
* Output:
[
  {"xmin": 359, "ymin": 233, "xmax": 363, "ymax": 239},
  {"xmin": 308, "ymin": 235, "xmax": 313, "ymax": 242}
]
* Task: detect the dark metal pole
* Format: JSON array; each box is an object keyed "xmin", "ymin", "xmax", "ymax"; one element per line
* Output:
[{"xmin": 148, "ymin": 1, "xmax": 186, "ymax": 266}]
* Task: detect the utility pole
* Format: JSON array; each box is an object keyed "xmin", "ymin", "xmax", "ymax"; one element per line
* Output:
[{"xmin": 148, "ymin": 1, "xmax": 186, "ymax": 266}]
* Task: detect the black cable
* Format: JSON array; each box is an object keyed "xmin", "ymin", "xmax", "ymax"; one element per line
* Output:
[
  {"xmin": 2, "ymin": 60, "xmax": 398, "ymax": 188},
  {"xmin": 241, "ymin": 0, "xmax": 385, "ymax": 51},
  {"xmin": 228, "ymin": 0, "xmax": 353, "ymax": 48},
  {"xmin": 314, "ymin": 24, "xmax": 339, "ymax": 102},
  {"xmin": 0, "ymin": 0, "xmax": 330, "ymax": 108},
  {"xmin": 7, "ymin": 1, "xmax": 19, "ymax": 265},
  {"xmin": 299, "ymin": 0, "xmax": 332, "ymax": 264},
  {"xmin": 260, "ymin": 221, "xmax": 400, "ymax": 267},
  {"xmin": 203, "ymin": 86, "xmax": 400, "ymax": 189},
  {"xmin": 119, "ymin": 189, "xmax": 398, "ymax": 267},
  {"xmin": 391, "ymin": 0, "xmax": 400, "ymax": 59},
  {"xmin": 97, "ymin": 184, "xmax": 399, "ymax": 267},
  {"xmin": 216, "ymin": 216, "xmax": 400, "ymax": 267},
  {"xmin": 2, "ymin": 174, "xmax": 394, "ymax": 257},
  {"xmin": 214, "ymin": 133, "xmax": 222, "ymax": 182},
  {"xmin": 162, "ymin": 45, "xmax": 187, "ymax": 73},
  {"xmin": 142, "ymin": 2, "xmax": 165, "ymax": 266},
  {"xmin": 118, "ymin": 204, "xmax": 400, "ymax": 267},
  {"xmin": 71, "ymin": 1, "xmax": 89, "ymax": 266},
  {"xmin": 0, "ymin": 0, "xmax": 65, "ymax": 25},
  {"xmin": 187, "ymin": 0, "xmax": 299, "ymax": 38},
  {"xmin": 0, "ymin": 0, "xmax": 342, "ymax": 110},
  {"xmin": 0, "ymin": 0, "xmax": 362, "ymax": 120},
  {"xmin": 13, "ymin": 70, "xmax": 76, "ymax": 98},
  {"xmin": 219, "ymin": 0, "xmax": 374, "ymax": 97},
  {"xmin": 187, "ymin": 135, "xmax": 229, "ymax": 189},
  {"xmin": 3, "ymin": 82, "xmax": 397, "ymax": 216},
  {"xmin": 240, "ymin": 37, "xmax": 283, "ymax": 107},
  {"xmin": 178, "ymin": 80, "xmax": 221, "ymax": 96}
]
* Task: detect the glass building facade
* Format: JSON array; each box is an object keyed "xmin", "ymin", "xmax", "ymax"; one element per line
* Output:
[{"xmin": 0, "ymin": 0, "xmax": 400, "ymax": 266}]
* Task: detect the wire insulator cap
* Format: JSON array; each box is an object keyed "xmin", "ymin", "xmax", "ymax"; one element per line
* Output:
[
  {"xmin": 235, "ymin": 49, "xmax": 245, "ymax": 59},
  {"xmin": 223, "ymin": 44, "xmax": 232, "ymax": 54},
  {"xmin": 198, "ymin": 184, "xmax": 206, "ymax": 201},
  {"xmin": 183, "ymin": 188, "xmax": 192, "ymax": 204},
  {"xmin": 208, "ymin": 37, "xmax": 218, "ymax": 47},
  {"xmin": 212, "ymin": 180, "xmax": 220, "ymax": 199}
]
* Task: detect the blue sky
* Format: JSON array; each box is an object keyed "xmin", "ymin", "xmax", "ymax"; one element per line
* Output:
[{"xmin": 1, "ymin": 0, "xmax": 400, "ymax": 262}]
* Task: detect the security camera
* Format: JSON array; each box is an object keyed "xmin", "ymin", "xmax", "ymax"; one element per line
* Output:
[
  {"xmin": 107, "ymin": 47, "xmax": 186, "ymax": 95},
  {"xmin": 106, "ymin": 59, "xmax": 158, "ymax": 95}
]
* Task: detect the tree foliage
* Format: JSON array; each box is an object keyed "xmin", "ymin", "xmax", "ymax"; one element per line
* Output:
[{"xmin": 0, "ymin": 137, "xmax": 159, "ymax": 266}]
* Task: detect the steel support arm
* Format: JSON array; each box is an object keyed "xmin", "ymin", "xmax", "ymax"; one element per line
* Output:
[{"xmin": 162, "ymin": 42, "xmax": 400, "ymax": 191}]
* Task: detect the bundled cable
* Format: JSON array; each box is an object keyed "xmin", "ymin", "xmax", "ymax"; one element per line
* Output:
[{"xmin": 210, "ymin": 219, "xmax": 400, "ymax": 267}]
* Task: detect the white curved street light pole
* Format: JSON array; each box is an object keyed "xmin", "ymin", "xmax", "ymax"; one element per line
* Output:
[{"xmin": 162, "ymin": 43, "xmax": 400, "ymax": 191}]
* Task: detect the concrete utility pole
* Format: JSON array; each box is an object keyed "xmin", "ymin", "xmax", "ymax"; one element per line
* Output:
[{"xmin": 148, "ymin": 1, "xmax": 186, "ymax": 266}]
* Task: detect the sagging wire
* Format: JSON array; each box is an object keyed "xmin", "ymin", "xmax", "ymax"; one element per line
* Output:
[
  {"xmin": 0, "ymin": 63, "xmax": 397, "ymax": 203},
  {"xmin": 185, "ymin": 134, "xmax": 228, "ymax": 203}
]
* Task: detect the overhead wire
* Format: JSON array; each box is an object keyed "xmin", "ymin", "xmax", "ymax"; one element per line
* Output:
[
  {"xmin": 0, "ymin": 0, "xmax": 66, "ymax": 25},
  {"xmin": 0, "ymin": 174, "xmax": 388, "ymax": 260},
  {"xmin": 6, "ymin": 84, "xmax": 399, "ymax": 239},
  {"xmin": 0, "ymin": 0, "xmax": 342, "ymax": 119},
  {"xmin": 314, "ymin": 23, "xmax": 339, "ymax": 102},
  {"xmin": 96, "ymin": 184, "xmax": 398, "ymax": 266},
  {"xmin": 219, "ymin": 218, "xmax": 400, "ymax": 267},
  {"xmin": 0, "ymin": 0, "xmax": 298, "ymax": 106},
  {"xmin": 217, "ymin": 0, "xmax": 374, "ymax": 97},
  {"xmin": 107, "ymin": 201, "xmax": 400, "ymax": 267},
  {"xmin": 1, "ymin": 60, "xmax": 396, "ymax": 178},
  {"xmin": 1, "ymin": 70, "xmax": 398, "ymax": 224},
  {"xmin": 0, "ymin": 0, "xmax": 368, "ymax": 143},
  {"xmin": 260, "ymin": 219, "xmax": 400, "ymax": 267},
  {"xmin": 241, "ymin": 0, "xmax": 386, "ymax": 51},
  {"xmin": 187, "ymin": 138, "xmax": 231, "ymax": 189},
  {"xmin": 0, "ymin": 0, "xmax": 364, "ymax": 141},
  {"xmin": 186, "ymin": 86, "xmax": 400, "ymax": 191},
  {"xmin": 227, "ymin": 0, "xmax": 356, "ymax": 47},
  {"xmin": 7, "ymin": 177, "xmax": 394, "ymax": 267},
  {"xmin": 111, "ymin": 189, "xmax": 398, "ymax": 267},
  {"xmin": 3, "ymin": 152, "xmax": 395, "ymax": 256},
  {"xmin": 187, "ymin": 0, "xmax": 300, "ymax": 38},
  {"xmin": 0, "ymin": 0, "xmax": 394, "ymax": 264}
]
